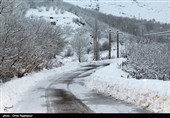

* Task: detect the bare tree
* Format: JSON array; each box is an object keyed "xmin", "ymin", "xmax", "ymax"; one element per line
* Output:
[
  {"xmin": 71, "ymin": 29, "xmax": 88, "ymax": 62},
  {"xmin": 0, "ymin": 0, "xmax": 15, "ymax": 14},
  {"xmin": 0, "ymin": 1, "xmax": 66, "ymax": 81}
]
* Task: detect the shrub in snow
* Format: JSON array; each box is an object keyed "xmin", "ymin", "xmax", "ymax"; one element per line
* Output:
[
  {"xmin": 119, "ymin": 39, "xmax": 124, "ymax": 46},
  {"xmin": 30, "ymin": 15, "xmax": 34, "ymax": 19},
  {"xmin": 125, "ymin": 42, "xmax": 170, "ymax": 80},
  {"xmin": 60, "ymin": 8, "xmax": 65, "ymax": 14},
  {"xmin": 101, "ymin": 56, "xmax": 109, "ymax": 60},
  {"xmin": 63, "ymin": 26, "xmax": 74, "ymax": 36},
  {"xmin": 38, "ymin": 8, "xmax": 43, "ymax": 12},
  {"xmin": 87, "ymin": 46, "xmax": 93, "ymax": 54},
  {"xmin": 28, "ymin": 0, "xmax": 37, "ymax": 9},
  {"xmin": 98, "ymin": 42, "xmax": 102, "ymax": 51},
  {"xmin": 72, "ymin": 18, "xmax": 80, "ymax": 25},
  {"xmin": 45, "ymin": 59, "xmax": 63, "ymax": 69},
  {"xmin": 65, "ymin": 48, "xmax": 74, "ymax": 57},
  {"xmin": 0, "ymin": 70, "xmax": 14, "ymax": 82},
  {"xmin": 101, "ymin": 41, "xmax": 109, "ymax": 51},
  {"xmin": 45, "ymin": 6, "xmax": 50, "ymax": 11},
  {"xmin": 51, "ymin": 21, "xmax": 56, "ymax": 25},
  {"xmin": 55, "ymin": 10, "xmax": 58, "ymax": 14},
  {"xmin": 57, "ymin": 7, "xmax": 60, "ymax": 11},
  {"xmin": 53, "ymin": 6, "xmax": 57, "ymax": 11}
]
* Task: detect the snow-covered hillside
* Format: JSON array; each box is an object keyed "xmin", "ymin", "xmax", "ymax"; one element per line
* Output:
[
  {"xmin": 64, "ymin": 0, "xmax": 170, "ymax": 23},
  {"xmin": 25, "ymin": 5, "xmax": 128, "ymax": 61},
  {"xmin": 25, "ymin": 6, "xmax": 82, "ymax": 30}
]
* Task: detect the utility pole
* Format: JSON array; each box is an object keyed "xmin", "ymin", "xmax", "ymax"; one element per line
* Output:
[
  {"xmin": 116, "ymin": 31, "xmax": 123, "ymax": 58},
  {"xmin": 108, "ymin": 30, "xmax": 115, "ymax": 59},
  {"xmin": 108, "ymin": 31, "xmax": 112, "ymax": 59},
  {"xmin": 144, "ymin": 30, "xmax": 170, "ymax": 36},
  {"xmin": 95, "ymin": 17, "xmax": 99, "ymax": 61},
  {"xmin": 117, "ymin": 31, "xmax": 119, "ymax": 58},
  {"xmin": 93, "ymin": 2, "xmax": 100, "ymax": 61},
  {"xmin": 0, "ymin": 79, "xmax": 2, "ymax": 112}
]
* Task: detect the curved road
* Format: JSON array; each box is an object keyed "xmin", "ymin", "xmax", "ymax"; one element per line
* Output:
[{"xmin": 45, "ymin": 62, "xmax": 149, "ymax": 113}]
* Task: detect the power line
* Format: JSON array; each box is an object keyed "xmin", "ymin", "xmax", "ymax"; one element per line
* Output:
[{"xmin": 144, "ymin": 30, "xmax": 170, "ymax": 36}]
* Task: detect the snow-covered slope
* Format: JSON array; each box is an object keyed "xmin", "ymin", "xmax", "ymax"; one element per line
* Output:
[
  {"xmin": 25, "ymin": 6, "xmax": 82, "ymax": 30},
  {"xmin": 64, "ymin": 0, "xmax": 170, "ymax": 23},
  {"xmin": 25, "ymin": 5, "xmax": 123, "ymax": 60}
]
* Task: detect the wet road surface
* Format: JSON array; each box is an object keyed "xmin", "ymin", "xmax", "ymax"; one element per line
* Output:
[{"xmin": 45, "ymin": 62, "xmax": 150, "ymax": 113}]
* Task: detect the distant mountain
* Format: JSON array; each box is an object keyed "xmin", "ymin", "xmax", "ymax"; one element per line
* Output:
[{"xmin": 64, "ymin": 0, "xmax": 170, "ymax": 23}]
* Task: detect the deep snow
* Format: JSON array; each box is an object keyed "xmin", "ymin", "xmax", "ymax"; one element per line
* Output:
[
  {"xmin": 85, "ymin": 58, "xmax": 170, "ymax": 113},
  {"xmin": 1, "ymin": 58, "xmax": 170, "ymax": 113}
]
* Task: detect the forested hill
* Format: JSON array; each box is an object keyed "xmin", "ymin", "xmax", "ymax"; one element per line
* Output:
[{"xmin": 60, "ymin": 0, "xmax": 170, "ymax": 36}]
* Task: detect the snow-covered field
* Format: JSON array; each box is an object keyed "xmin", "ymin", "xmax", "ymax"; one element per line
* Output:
[
  {"xmin": 85, "ymin": 58, "xmax": 170, "ymax": 113},
  {"xmin": 64, "ymin": 0, "xmax": 170, "ymax": 23}
]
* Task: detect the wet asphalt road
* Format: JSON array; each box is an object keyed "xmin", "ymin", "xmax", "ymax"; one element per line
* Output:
[{"xmin": 45, "ymin": 63, "xmax": 150, "ymax": 113}]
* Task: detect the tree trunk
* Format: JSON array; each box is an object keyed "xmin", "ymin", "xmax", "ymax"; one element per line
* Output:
[{"xmin": 78, "ymin": 56, "xmax": 81, "ymax": 63}]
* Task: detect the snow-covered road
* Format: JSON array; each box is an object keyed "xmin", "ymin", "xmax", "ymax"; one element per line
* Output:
[
  {"xmin": 5, "ymin": 62, "xmax": 149, "ymax": 113},
  {"xmin": 59, "ymin": 63, "xmax": 149, "ymax": 113}
]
